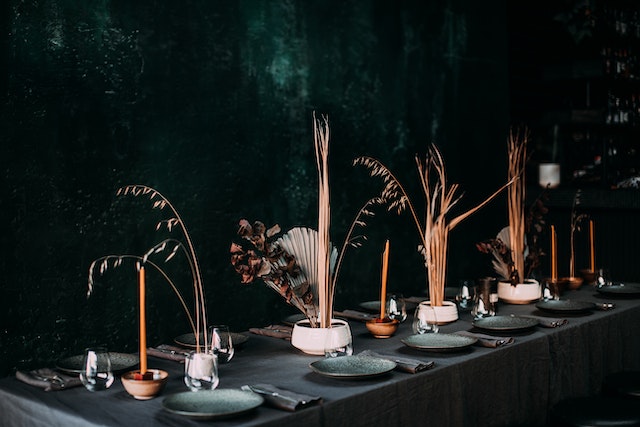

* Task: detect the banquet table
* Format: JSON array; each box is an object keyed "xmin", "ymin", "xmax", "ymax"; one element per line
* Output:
[{"xmin": 1, "ymin": 285, "xmax": 640, "ymax": 427}]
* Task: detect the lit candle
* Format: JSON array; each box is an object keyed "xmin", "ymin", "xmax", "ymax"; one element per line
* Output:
[
  {"xmin": 589, "ymin": 220, "xmax": 595, "ymax": 272},
  {"xmin": 380, "ymin": 240, "xmax": 390, "ymax": 320},
  {"xmin": 551, "ymin": 225, "xmax": 557, "ymax": 283},
  {"xmin": 139, "ymin": 265, "xmax": 147, "ymax": 375}
]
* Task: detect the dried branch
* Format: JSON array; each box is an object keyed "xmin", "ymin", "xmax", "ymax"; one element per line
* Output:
[
  {"xmin": 88, "ymin": 185, "xmax": 209, "ymax": 351},
  {"xmin": 356, "ymin": 144, "xmax": 512, "ymax": 306}
]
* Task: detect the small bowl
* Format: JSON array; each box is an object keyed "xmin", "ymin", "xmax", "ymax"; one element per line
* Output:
[
  {"xmin": 121, "ymin": 369, "xmax": 169, "ymax": 400},
  {"xmin": 365, "ymin": 318, "xmax": 399, "ymax": 338},
  {"xmin": 560, "ymin": 276, "xmax": 584, "ymax": 290},
  {"xmin": 580, "ymin": 269, "xmax": 596, "ymax": 285}
]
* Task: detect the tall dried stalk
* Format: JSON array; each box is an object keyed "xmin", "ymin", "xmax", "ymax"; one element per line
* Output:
[
  {"xmin": 356, "ymin": 144, "xmax": 512, "ymax": 306},
  {"xmin": 314, "ymin": 113, "xmax": 332, "ymax": 328},
  {"xmin": 87, "ymin": 185, "xmax": 209, "ymax": 351},
  {"xmin": 569, "ymin": 190, "xmax": 587, "ymax": 278},
  {"xmin": 507, "ymin": 129, "xmax": 528, "ymax": 283}
]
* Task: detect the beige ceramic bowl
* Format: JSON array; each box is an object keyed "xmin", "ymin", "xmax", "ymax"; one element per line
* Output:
[
  {"xmin": 365, "ymin": 318, "xmax": 399, "ymax": 338},
  {"xmin": 121, "ymin": 369, "xmax": 169, "ymax": 400}
]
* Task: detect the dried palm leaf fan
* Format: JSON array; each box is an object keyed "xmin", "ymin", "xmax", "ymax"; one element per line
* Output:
[{"xmin": 270, "ymin": 227, "xmax": 338, "ymax": 326}]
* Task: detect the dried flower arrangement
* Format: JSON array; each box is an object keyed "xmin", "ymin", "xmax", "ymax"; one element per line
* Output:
[
  {"xmin": 476, "ymin": 189, "xmax": 549, "ymax": 282},
  {"xmin": 87, "ymin": 185, "xmax": 209, "ymax": 351},
  {"xmin": 230, "ymin": 114, "xmax": 380, "ymax": 327},
  {"xmin": 475, "ymin": 129, "xmax": 548, "ymax": 283},
  {"xmin": 354, "ymin": 144, "xmax": 511, "ymax": 307},
  {"xmin": 506, "ymin": 128, "xmax": 528, "ymax": 283}
]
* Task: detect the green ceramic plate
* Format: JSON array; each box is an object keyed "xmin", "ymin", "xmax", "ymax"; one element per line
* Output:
[
  {"xmin": 174, "ymin": 332, "xmax": 248, "ymax": 349},
  {"xmin": 162, "ymin": 389, "xmax": 263, "ymax": 420},
  {"xmin": 596, "ymin": 282, "xmax": 640, "ymax": 297},
  {"xmin": 401, "ymin": 333, "xmax": 477, "ymax": 352},
  {"xmin": 472, "ymin": 315, "xmax": 539, "ymax": 332},
  {"xmin": 535, "ymin": 299, "xmax": 596, "ymax": 314},
  {"xmin": 56, "ymin": 352, "xmax": 138, "ymax": 375},
  {"xmin": 309, "ymin": 355, "xmax": 396, "ymax": 379},
  {"xmin": 359, "ymin": 300, "xmax": 417, "ymax": 313}
]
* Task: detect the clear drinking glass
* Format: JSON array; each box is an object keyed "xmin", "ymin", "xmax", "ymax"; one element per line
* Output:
[
  {"xmin": 386, "ymin": 294, "xmax": 407, "ymax": 322},
  {"xmin": 184, "ymin": 351, "xmax": 219, "ymax": 391},
  {"xmin": 323, "ymin": 321, "xmax": 353, "ymax": 358},
  {"xmin": 455, "ymin": 280, "xmax": 473, "ymax": 310},
  {"xmin": 80, "ymin": 347, "xmax": 114, "ymax": 391},
  {"xmin": 412, "ymin": 302, "xmax": 440, "ymax": 334},
  {"xmin": 209, "ymin": 325, "xmax": 234, "ymax": 363},
  {"xmin": 541, "ymin": 279, "xmax": 561, "ymax": 301}
]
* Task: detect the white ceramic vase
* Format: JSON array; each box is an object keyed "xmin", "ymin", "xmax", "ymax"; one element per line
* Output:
[
  {"xmin": 415, "ymin": 300, "xmax": 459, "ymax": 325},
  {"xmin": 497, "ymin": 279, "xmax": 541, "ymax": 304},
  {"xmin": 290, "ymin": 318, "xmax": 351, "ymax": 355}
]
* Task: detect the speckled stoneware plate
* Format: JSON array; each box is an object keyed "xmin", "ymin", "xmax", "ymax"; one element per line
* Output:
[
  {"xmin": 282, "ymin": 314, "xmax": 306, "ymax": 326},
  {"xmin": 174, "ymin": 332, "xmax": 248, "ymax": 349},
  {"xmin": 162, "ymin": 389, "xmax": 263, "ymax": 420},
  {"xmin": 359, "ymin": 300, "xmax": 417, "ymax": 313},
  {"xmin": 401, "ymin": 333, "xmax": 477, "ymax": 352},
  {"xmin": 596, "ymin": 282, "xmax": 640, "ymax": 297},
  {"xmin": 309, "ymin": 355, "xmax": 396, "ymax": 379},
  {"xmin": 359, "ymin": 301, "xmax": 381, "ymax": 312},
  {"xmin": 535, "ymin": 299, "xmax": 596, "ymax": 314},
  {"xmin": 472, "ymin": 315, "xmax": 539, "ymax": 332},
  {"xmin": 56, "ymin": 352, "xmax": 138, "ymax": 375}
]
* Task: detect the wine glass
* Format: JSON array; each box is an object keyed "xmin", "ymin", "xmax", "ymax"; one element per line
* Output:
[
  {"xmin": 209, "ymin": 325, "xmax": 234, "ymax": 363},
  {"xmin": 323, "ymin": 321, "xmax": 353, "ymax": 358},
  {"xmin": 80, "ymin": 347, "xmax": 114, "ymax": 391},
  {"xmin": 184, "ymin": 351, "xmax": 219, "ymax": 391}
]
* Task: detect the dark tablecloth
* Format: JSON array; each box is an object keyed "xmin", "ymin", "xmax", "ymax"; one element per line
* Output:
[{"xmin": 1, "ymin": 286, "xmax": 639, "ymax": 427}]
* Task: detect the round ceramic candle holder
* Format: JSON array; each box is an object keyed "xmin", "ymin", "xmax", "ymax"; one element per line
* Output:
[
  {"xmin": 121, "ymin": 369, "xmax": 169, "ymax": 400},
  {"xmin": 560, "ymin": 276, "xmax": 584, "ymax": 290},
  {"xmin": 579, "ymin": 269, "xmax": 596, "ymax": 285},
  {"xmin": 365, "ymin": 318, "xmax": 399, "ymax": 338}
]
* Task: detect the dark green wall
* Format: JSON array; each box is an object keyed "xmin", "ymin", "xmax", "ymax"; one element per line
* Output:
[{"xmin": 0, "ymin": 0, "xmax": 508, "ymax": 376}]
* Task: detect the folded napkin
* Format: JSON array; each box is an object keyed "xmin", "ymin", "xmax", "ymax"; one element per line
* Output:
[
  {"xmin": 249, "ymin": 325, "xmax": 292, "ymax": 340},
  {"xmin": 333, "ymin": 310, "xmax": 376, "ymax": 322},
  {"xmin": 242, "ymin": 383, "xmax": 322, "ymax": 411},
  {"xmin": 455, "ymin": 331, "xmax": 514, "ymax": 348},
  {"xmin": 359, "ymin": 350, "xmax": 435, "ymax": 374},
  {"xmin": 517, "ymin": 314, "xmax": 568, "ymax": 328},
  {"xmin": 16, "ymin": 368, "xmax": 82, "ymax": 391},
  {"xmin": 147, "ymin": 344, "xmax": 190, "ymax": 362}
]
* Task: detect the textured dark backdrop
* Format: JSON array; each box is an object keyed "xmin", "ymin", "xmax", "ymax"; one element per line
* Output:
[{"xmin": 0, "ymin": 0, "xmax": 508, "ymax": 376}]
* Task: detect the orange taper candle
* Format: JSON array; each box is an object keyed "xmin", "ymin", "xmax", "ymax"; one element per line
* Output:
[
  {"xmin": 380, "ymin": 240, "xmax": 390, "ymax": 320},
  {"xmin": 139, "ymin": 265, "xmax": 147, "ymax": 375}
]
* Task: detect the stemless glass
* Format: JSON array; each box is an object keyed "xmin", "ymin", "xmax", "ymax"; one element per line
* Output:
[
  {"xmin": 386, "ymin": 294, "xmax": 407, "ymax": 322},
  {"xmin": 184, "ymin": 351, "xmax": 219, "ymax": 391},
  {"xmin": 323, "ymin": 320, "xmax": 353, "ymax": 358},
  {"xmin": 412, "ymin": 303, "xmax": 440, "ymax": 334},
  {"xmin": 209, "ymin": 325, "xmax": 234, "ymax": 363},
  {"xmin": 80, "ymin": 347, "xmax": 114, "ymax": 391},
  {"xmin": 455, "ymin": 280, "xmax": 473, "ymax": 310}
]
